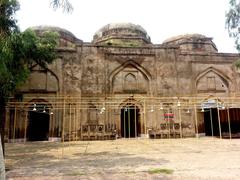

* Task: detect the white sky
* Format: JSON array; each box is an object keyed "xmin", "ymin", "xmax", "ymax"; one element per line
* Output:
[{"xmin": 17, "ymin": 0, "xmax": 238, "ymax": 53}]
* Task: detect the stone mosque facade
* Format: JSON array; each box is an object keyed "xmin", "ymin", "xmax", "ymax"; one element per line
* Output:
[{"xmin": 5, "ymin": 23, "xmax": 240, "ymax": 142}]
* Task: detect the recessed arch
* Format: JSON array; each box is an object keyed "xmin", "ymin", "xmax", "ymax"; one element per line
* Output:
[
  {"xmin": 109, "ymin": 60, "xmax": 152, "ymax": 93},
  {"xmin": 27, "ymin": 63, "xmax": 60, "ymax": 92},
  {"xmin": 195, "ymin": 67, "xmax": 231, "ymax": 93}
]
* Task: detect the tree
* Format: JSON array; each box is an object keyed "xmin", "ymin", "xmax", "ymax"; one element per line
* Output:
[
  {"xmin": 226, "ymin": 0, "xmax": 240, "ymax": 51},
  {"xmin": 50, "ymin": 0, "xmax": 73, "ymax": 12},
  {"xmin": 0, "ymin": 1, "xmax": 59, "ymax": 179},
  {"xmin": 226, "ymin": 0, "xmax": 240, "ymax": 67}
]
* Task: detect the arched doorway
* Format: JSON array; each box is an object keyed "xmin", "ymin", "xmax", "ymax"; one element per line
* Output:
[
  {"xmin": 27, "ymin": 104, "xmax": 50, "ymax": 141},
  {"xmin": 120, "ymin": 105, "xmax": 140, "ymax": 138}
]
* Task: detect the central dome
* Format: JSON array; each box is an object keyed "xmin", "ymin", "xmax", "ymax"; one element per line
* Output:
[{"xmin": 93, "ymin": 23, "xmax": 151, "ymax": 46}]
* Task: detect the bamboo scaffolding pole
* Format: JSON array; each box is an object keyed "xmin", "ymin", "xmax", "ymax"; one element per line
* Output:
[
  {"xmin": 210, "ymin": 108, "xmax": 214, "ymax": 138},
  {"xmin": 179, "ymin": 107, "xmax": 183, "ymax": 138},
  {"xmin": 169, "ymin": 108, "xmax": 171, "ymax": 139},
  {"xmin": 69, "ymin": 103, "xmax": 72, "ymax": 146},
  {"xmin": 5, "ymin": 108, "xmax": 9, "ymax": 142},
  {"xmin": 61, "ymin": 97, "xmax": 66, "ymax": 157},
  {"xmin": 135, "ymin": 105, "xmax": 137, "ymax": 137},
  {"xmin": 227, "ymin": 107, "xmax": 232, "ymax": 140},
  {"xmin": 13, "ymin": 107, "xmax": 17, "ymax": 142},
  {"xmin": 7, "ymin": 95, "xmax": 240, "ymax": 142},
  {"xmin": 144, "ymin": 99, "xmax": 147, "ymax": 135},
  {"xmin": 217, "ymin": 100, "xmax": 222, "ymax": 139},
  {"xmin": 49, "ymin": 110, "xmax": 52, "ymax": 140},
  {"xmin": 128, "ymin": 105, "xmax": 130, "ymax": 139},
  {"xmin": 74, "ymin": 107, "xmax": 77, "ymax": 142},
  {"xmin": 24, "ymin": 111, "xmax": 28, "ymax": 143},
  {"xmin": 78, "ymin": 105, "xmax": 81, "ymax": 140},
  {"xmin": 124, "ymin": 107, "xmax": 126, "ymax": 138},
  {"xmin": 52, "ymin": 110, "xmax": 55, "ymax": 138},
  {"xmin": 194, "ymin": 104, "xmax": 198, "ymax": 138}
]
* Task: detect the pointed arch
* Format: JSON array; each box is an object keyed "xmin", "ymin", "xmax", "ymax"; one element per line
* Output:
[
  {"xmin": 118, "ymin": 97, "xmax": 143, "ymax": 110},
  {"xmin": 23, "ymin": 63, "xmax": 60, "ymax": 92},
  {"xmin": 124, "ymin": 73, "xmax": 137, "ymax": 90},
  {"xmin": 109, "ymin": 60, "xmax": 152, "ymax": 93},
  {"xmin": 196, "ymin": 67, "xmax": 231, "ymax": 86},
  {"xmin": 195, "ymin": 67, "xmax": 232, "ymax": 93}
]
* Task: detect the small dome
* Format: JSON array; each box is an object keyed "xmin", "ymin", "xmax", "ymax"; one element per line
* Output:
[
  {"xmin": 93, "ymin": 23, "xmax": 151, "ymax": 46},
  {"xmin": 163, "ymin": 34, "xmax": 218, "ymax": 52},
  {"xmin": 29, "ymin": 26, "xmax": 81, "ymax": 43},
  {"xmin": 163, "ymin": 34, "xmax": 207, "ymax": 44}
]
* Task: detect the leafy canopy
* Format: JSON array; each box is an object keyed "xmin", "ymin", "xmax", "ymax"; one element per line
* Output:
[
  {"xmin": 0, "ymin": 0, "xmax": 59, "ymax": 100},
  {"xmin": 0, "ymin": 30, "xmax": 59, "ymax": 99},
  {"xmin": 226, "ymin": 0, "xmax": 240, "ymax": 51},
  {"xmin": 50, "ymin": 0, "xmax": 73, "ymax": 13}
]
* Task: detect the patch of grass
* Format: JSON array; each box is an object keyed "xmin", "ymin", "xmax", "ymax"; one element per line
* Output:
[
  {"xmin": 66, "ymin": 171, "xmax": 85, "ymax": 176},
  {"xmin": 148, "ymin": 168, "xmax": 174, "ymax": 175}
]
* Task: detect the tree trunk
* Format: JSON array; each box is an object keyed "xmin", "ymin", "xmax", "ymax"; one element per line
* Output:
[
  {"xmin": 0, "ymin": 134, "xmax": 5, "ymax": 180},
  {"xmin": 0, "ymin": 98, "xmax": 5, "ymax": 155},
  {"xmin": 0, "ymin": 98, "xmax": 6, "ymax": 179}
]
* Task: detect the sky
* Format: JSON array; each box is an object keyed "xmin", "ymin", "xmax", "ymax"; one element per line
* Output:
[{"xmin": 16, "ymin": 0, "xmax": 238, "ymax": 53}]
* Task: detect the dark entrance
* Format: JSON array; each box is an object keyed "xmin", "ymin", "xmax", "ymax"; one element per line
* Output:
[
  {"xmin": 27, "ymin": 110, "xmax": 49, "ymax": 141},
  {"xmin": 204, "ymin": 108, "xmax": 240, "ymax": 138},
  {"xmin": 121, "ymin": 106, "xmax": 140, "ymax": 138},
  {"xmin": 204, "ymin": 108, "xmax": 219, "ymax": 136}
]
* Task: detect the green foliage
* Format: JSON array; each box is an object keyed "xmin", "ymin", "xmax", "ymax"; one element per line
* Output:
[
  {"xmin": 0, "ymin": 29, "xmax": 59, "ymax": 99},
  {"xmin": 0, "ymin": 0, "xmax": 20, "ymax": 36},
  {"xmin": 148, "ymin": 168, "xmax": 174, "ymax": 174},
  {"xmin": 104, "ymin": 39, "xmax": 143, "ymax": 47},
  {"xmin": 226, "ymin": 0, "xmax": 240, "ymax": 51},
  {"xmin": 234, "ymin": 59, "xmax": 240, "ymax": 69}
]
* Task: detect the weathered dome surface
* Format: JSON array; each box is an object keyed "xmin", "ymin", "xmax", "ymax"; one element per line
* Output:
[
  {"xmin": 30, "ymin": 26, "xmax": 81, "ymax": 43},
  {"xmin": 93, "ymin": 23, "xmax": 151, "ymax": 46},
  {"xmin": 163, "ymin": 34, "xmax": 207, "ymax": 44},
  {"xmin": 163, "ymin": 34, "xmax": 218, "ymax": 52}
]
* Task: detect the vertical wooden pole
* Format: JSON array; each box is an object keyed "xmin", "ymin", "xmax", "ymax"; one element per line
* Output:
[
  {"xmin": 210, "ymin": 108, "xmax": 214, "ymax": 138},
  {"xmin": 52, "ymin": 110, "xmax": 55, "ymax": 138},
  {"xmin": 62, "ymin": 97, "xmax": 66, "ymax": 157},
  {"xmin": 24, "ymin": 110, "xmax": 28, "ymax": 143},
  {"xmin": 49, "ymin": 109, "xmax": 52, "ymax": 140},
  {"xmin": 13, "ymin": 107, "xmax": 17, "ymax": 142},
  {"xmin": 144, "ymin": 99, "xmax": 147, "ymax": 135},
  {"xmin": 227, "ymin": 107, "xmax": 232, "ymax": 140},
  {"xmin": 74, "ymin": 106, "xmax": 77, "ymax": 142},
  {"xmin": 124, "ymin": 107, "xmax": 126, "ymax": 138},
  {"xmin": 217, "ymin": 100, "xmax": 222, "ymax": 139},
  {"xmin": 194, "ymin": 104, "xmax": 198, "ymax": 138},
  {"xmin": 128, "ymin": 106, "xmax": 130, "ymax": 139},
  {"xmin": 168, "ymin": 108, "xmax": 170, "ymax": 139},
  {"xmin": 179, "ymin": 107, "xmax": 183, "ymax": 138},
  {"xmin": 135, "ymin": 105, "xmax": 137, "ymax": 138},
  {"xmin": 5, "ymin": 107, "xmax": 9, "ymax": 143},
  {"xmin": 69, "ymin": 103, "xmax": 72, "ymax": 142}
]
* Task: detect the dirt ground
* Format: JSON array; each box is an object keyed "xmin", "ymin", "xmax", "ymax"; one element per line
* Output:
[{"xmin": 4, "ymin": 137, "xmax": 240, "ymax": 180}]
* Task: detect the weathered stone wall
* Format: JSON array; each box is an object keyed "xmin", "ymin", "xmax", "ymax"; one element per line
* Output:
[{"xmin": 8, "ymin": 24, "xmax": 240, "ymax": 140}]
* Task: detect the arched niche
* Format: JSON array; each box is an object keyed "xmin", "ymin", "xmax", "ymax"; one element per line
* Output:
[
  {"xmin": 196, "ymin": 67, "xmax": 231, "ymax": 94},
  {"xmin": 19, "ymin": 64, "xmax": 59, "ymax": 92},
  {"xmin": 124, "ymin": 73, "xmax": 137, "ymax": 91},
  {"xmin": 110, "ymin": 60, "xmax": 151, "ymax": 94}
]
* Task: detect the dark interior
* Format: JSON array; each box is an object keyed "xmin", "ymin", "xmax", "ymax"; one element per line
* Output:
[
  {"xmin": 204, "ymin": 108, "xmax": 240, "ymax": 137},
  {"xmin": 27, "ymin": 111, "xmax": 49, "ymax": 141},
  {"xmin": 121, "ymin": 106, "xmax": 139, "ymax": 138}
]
